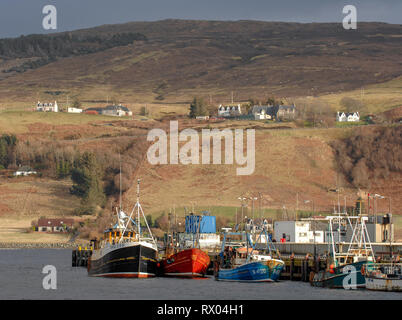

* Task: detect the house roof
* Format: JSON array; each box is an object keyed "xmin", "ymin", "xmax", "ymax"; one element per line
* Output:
[
  {"xmin": 105, "ymin": 105, "xmax": 130, "ymax": 112},
  {"xmin": 16, "ymin": 166, "xmax": 34, "ymax": 172},
  {"xmin": 85, "ymin": 107, "xmax": 104, "ymax": 112},
  {"xmin": 38, "ymin": 218, "xmax": 74, "ymax": 227},
  {"xmin": 338, "ymin": 112, "xmax": 359, "ymax": 117},
  {"xmin": 278, "ymin": 105, "xmax": 295, "ymax": 111},
  {"xmin": 218, "ymin": 105, "xmax": 240, "ymax": 111},
  {"xmin": 251, "ymin": 105, "xmax": 275, "ymax": 115}
]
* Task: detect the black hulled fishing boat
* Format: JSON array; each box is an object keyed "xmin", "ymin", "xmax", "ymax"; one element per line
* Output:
[{"xmin": 88, "ymin": 179, "xmax": 158, "ymax": 278}]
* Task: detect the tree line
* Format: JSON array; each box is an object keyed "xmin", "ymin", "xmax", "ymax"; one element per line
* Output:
[
  {"xmin": 0, "ymin": 134, "xmax": 17, "ymax": 169},
  {"xmin": 0, "ymin": 32, "xmax": 147, "ymax": 73},
  {"xmin": 10, "ymin": 133, "xmax": 149, "ymax": 215},
  {"xmin": 332, "ymin": 126, "xmax": 402, "ymax": 188}
]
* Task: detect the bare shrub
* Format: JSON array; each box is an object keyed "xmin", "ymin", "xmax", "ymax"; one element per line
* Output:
[{"xmin": 332, "ymin": 126, "xmax": 402, "ymax": 188}]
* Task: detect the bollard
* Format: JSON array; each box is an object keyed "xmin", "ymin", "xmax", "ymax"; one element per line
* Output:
[
  {"xmin": 303, "ymin": 260, "xmax": 306, "ymax": 282},
  {"xmin": 304, "ymin": 260, "xmax": 309, "ymax": 282},
  {"xmin": 290, "ymin": 254, "xmax": 295, "ymax": 281},
  {"xmin": 72, "ymin": 250, "xmax": 76, "ymax": 267},
  {"xmin": 315, "ymin": 256, "xmax": 320, "ymax": 272}
]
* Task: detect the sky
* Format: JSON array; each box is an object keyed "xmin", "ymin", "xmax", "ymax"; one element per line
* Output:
[{"xmin": 0, "ymin": 0, "xmax": 401, "ymax": 38}]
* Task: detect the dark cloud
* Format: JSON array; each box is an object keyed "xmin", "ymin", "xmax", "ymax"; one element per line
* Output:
[{"xmin": 0, "ymin": 0, "xmax": 401, "ymax": 38}]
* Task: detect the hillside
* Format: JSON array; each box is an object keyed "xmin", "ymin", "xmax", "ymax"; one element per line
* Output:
[
  {"xmin": 0, "ymin": 110, "xmax": 401, "ymax": 241},
  {"xmin": 120, "ymin": 121, "xmax": 402, "ymax": 240},
  {"xmin": 0, "ymin": 20, "xmax": 402, "ymax": 106},
  {"xmin": 121, "ymin": 123, "xmax": 401, "ymax": 214},
  {"xmin": 0, "ymin": 20, "xmax": 401, "ymax": 242}
]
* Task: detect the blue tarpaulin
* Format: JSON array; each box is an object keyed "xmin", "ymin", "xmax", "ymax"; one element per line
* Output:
[{"xmin": 185, "ymin": 215, "xmax": 216, "ymax": 234}]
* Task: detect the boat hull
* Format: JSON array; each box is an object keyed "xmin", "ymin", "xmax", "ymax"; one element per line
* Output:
[
  {"xmin": 365, "ymin": 276, "xmax": 402, "ymax": 292},
  {"xmin": 311, "ymin": 261, "xmax": 370, "ymax": 289},
  {"xmin": 215, "ymin": 259, "xmax": 284, "ymax": 282},
  {"xmin": 159, "ymin": 248, "xmax": 211, "ymax": 277},
  {"xmin": 88, "ymin": 242, "xmax": 158, "ymax": 278}
]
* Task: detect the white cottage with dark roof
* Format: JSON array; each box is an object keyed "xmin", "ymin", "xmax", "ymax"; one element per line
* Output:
[
  {"xmin": 218, "ymin": 104, "xmax": 242, "ymax": 117},
  {"xmin": 252, "ymin": 104, "xmax": 296, "ymax": 120},
  {"xmin": 101, "ymin": 104, "xmax": 132, "ymax": 117},
  {"xmin": 36, "ymin": 101, "xmax": 58, "ymax": 112},
  {"xmin": 337, "ymin": 111, "xmax": 360, "ymax": 122}
]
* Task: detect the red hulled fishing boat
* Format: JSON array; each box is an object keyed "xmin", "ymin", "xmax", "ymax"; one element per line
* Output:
[{"xmin": 159, "ymin": 248, "xmax": 210, "ymax": 277}]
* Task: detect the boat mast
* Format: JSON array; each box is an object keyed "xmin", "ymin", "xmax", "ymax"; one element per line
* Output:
[
  {"xmin": 137, "ymin": 179, "xmax": 141, "ymax": 236},
  {"xmin": 390, "ymin": 211, "xmax": 393, "ymax": 267},
  {"xmin": 196, "ymin": 215, "xmax": 202, "ymax": 249},
  {"xmin": 119, "ymin": 154, "xmax": 122, "ymax": 212}
]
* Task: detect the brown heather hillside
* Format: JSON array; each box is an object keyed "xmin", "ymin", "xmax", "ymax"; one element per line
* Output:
[
  {"xmin": 119, "ymin": 122, "xmax": 402, "ymax": 239},
  {"xmin": 121, "ymin": 123, "xmax": 402, "ymax": 216},
  {"xmin": 0, "ymin": 20, "xmax": 401, "ymax": 241},
  {"xmin": 0, "ymin": 20, "xmax": 402, "ymax": 106},
  {"xmin": 332, "ymin": 126, "xmax": 402, "ymax": 188},
  {"xmin": 0, "ymin": 111, "xmax": 401, "ymax": 240}
]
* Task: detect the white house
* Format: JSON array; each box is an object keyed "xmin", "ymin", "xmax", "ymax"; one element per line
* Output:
[
  {"xmin": 252, "ymin": 105, "xmax": 296, "ymax": 121},
  {"xmin": 252, "ymin": 106, "xmax": 275, "ymax": 120},
  {"xmin": 36, "ymin": 101, "xmax": 58, "ymax": 112},
  {"xmin": 14, "ymin": 166, "xmax": 37, "ymax": 176},
  {"xmin": 337, "ymin": 111, "xmax": 360, "ymax": 122},
  {"xmin": 274, "ymin": 221, "xmax": 324, "ymax": 243},
  {"xmin": 37, "ymin": 218, "xmax": 74, "ymax": 232},
  {"xmin": 218, "ymin": 104, "xmax": 242, "ymax": 117},
  {"xmin": 196, "ymin": 115, "xmax": 209, "ymax": 120},
  {"xmin": 102, "ymin": 104, "xmax": 132, "ymax": 117},
  {"xmin": 67, "ymin": 107, "xmax": 83, "ymax": 113}
]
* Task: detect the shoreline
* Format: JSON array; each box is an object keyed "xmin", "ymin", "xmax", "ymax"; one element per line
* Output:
[{"xmin": 0, "ymin": 242, "xmax": 87, "ymax": 249}]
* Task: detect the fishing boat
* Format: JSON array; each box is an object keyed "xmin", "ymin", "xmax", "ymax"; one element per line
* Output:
[
  {"xmin": 159, "ymin": 214, "xmax": 211, "ymax": 277},
  {"xmin": 310, "ymin": 214, "xmax": 374, "ymax": 289},
  {"xmin": 363, "ymin": 262, "xmax": 402, "ymax": 292},
  {"xmin": 214, "ymin": 225, "xmax": 284, "ymax": 282},
  {"xmin": 87, "ymin": 179, "xmax": 158, "ymax": 278},
  {"xmin": 159, "ymin": 248, "xmax": 210, "ymax": 277},
  {"xmin": 363, "ymin": 213, "xmax": 402, "ymax": 291}
]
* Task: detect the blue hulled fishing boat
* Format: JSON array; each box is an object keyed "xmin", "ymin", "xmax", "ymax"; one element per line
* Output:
[{"xmin": 215, "ymin": 225, "xmax": 284, "ymax": 282}]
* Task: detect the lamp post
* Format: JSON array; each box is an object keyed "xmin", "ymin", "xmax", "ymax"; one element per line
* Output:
[
  {"xmin": 304, "ymin": 199, "xmax": 314, "ymax": 216},
  {"xmin": 249, "ymin": 196, "xmax": 258, "ymax": 220},
  {"xmin": 238, "ymin": 197, "xmax": 247, "ymax": 228}
]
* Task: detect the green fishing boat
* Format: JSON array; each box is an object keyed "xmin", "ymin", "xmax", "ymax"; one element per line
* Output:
[{"xmin": 311, "ymin": 214, "xmax": 374, "ymax": 289}]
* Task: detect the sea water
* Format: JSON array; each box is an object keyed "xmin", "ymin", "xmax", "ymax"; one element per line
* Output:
[{"xmin": 0, "ymin": 249, "xmax": 400, "ymax": 300}]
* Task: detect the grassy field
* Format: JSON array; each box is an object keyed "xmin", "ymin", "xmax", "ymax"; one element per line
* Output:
[
  {"xmin": 0, "ymin": 177, "xmax": 81, "ymax": 243},
  {"xmin": 0, "ymin": 110, "xmax": 123, "ymax": 134},
  {"xmin": 319, "ymin": 76, "xmax": 402, "ymax": 115},
  {"xmin": 0, "ymin": 220, "xmax": 70, "ymax": 243},
  {"xmin": 0, "ymin": 103, "xmax": 188, "ymax": 134}
]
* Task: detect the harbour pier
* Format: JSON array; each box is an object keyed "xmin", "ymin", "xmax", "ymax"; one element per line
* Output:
[
  {"xmin": 72, "ymin": 246, "xmax": 92, "ymax": 267},
  {"xmin": 254, "ymin": 242, "xmax": 402, "ymax": 281}
]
